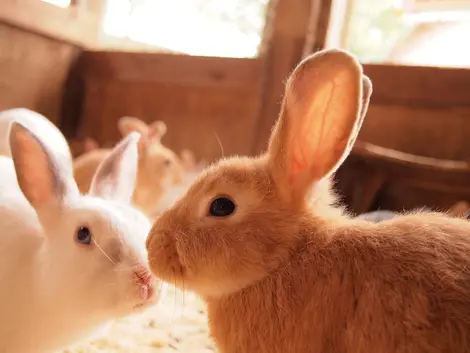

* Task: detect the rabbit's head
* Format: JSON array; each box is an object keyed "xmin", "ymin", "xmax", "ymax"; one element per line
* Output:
[
  {"xmin": 9, "ymin": 122, "xmax": 163, "ymax": 328},
  {"xmin": 147, "ymin": 49, "xmax": 372, "ymax": 298},
  {"xmin": 118, "ymin": 117, "xmax": 185, "ymax": 214}
]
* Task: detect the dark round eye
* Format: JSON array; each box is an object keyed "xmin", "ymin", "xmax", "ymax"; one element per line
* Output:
[
  {"xmin": 76, "ymin": 226, "xmax": 92, "ymax": 245},
  {"xmin": 163, "ymin": 159, "xmax": 172, "ymax": 167},
  {"xmin": 209, "ymin": 197, "xmax": 236, "ymax": 217},
  {"xmin": 465, "ymin": 211, "xmax": 470, "ymax": 220}
]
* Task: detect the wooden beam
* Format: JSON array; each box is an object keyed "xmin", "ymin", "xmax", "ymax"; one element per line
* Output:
[
  {"xmin": 0, "ymin": 0, "xmax": 100, "ymax": 48},
  {"xmin": 252, "ymin": 0, "xmax": 333, "ymax": 154},
  {"xmin": 78, "ymin": 52, "xmax": 262, "ymax": 88}
]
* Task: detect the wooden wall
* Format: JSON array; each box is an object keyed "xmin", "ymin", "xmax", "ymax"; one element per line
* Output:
[
  {"xmin": 0, "ymin": 23, "xmax": 80, "ymax": 126},
  {"xmin": 360, "ymin": 64, "xmax": 470, "ymax": 160},
  {"xmin": 335, "ymin": 64, "xmax": 470, "ymax": 214},
  {"xmin": 74, "ymin": 52, "xmax": 264, "ymax": 161}
]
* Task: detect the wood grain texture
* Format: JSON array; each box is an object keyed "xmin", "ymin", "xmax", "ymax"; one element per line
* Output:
[
  {"xmin": 76, "ymin": 52, "xmax": 264, "ymax": 161},
  {"xmin": 0, "ymin": 23, "xmax": 80, "ymax": 126},
  {"xmin": 336, "ymin": 64, "xmax": 470, "ymax": 214},
  {"xmin": 359, "ymin": 104, "xmax": 470, "ymax": 160},
  {"xmin": 252, "ymin": 0, "xmax": 324, "ymax": 154}
]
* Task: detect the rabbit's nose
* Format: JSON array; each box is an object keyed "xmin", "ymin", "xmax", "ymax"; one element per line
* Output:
[{"xmin": 133, "ymin": 266, "xmax": 152, "ymax": 286}]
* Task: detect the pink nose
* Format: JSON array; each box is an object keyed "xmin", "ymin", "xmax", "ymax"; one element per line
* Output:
[{"xmin": 134, "ymin": 267, "xmax": 152, "ymax": 286}]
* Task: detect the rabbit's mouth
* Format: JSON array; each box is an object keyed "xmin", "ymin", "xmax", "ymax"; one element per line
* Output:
[
  {"xmin": 132, "ymin": 267, "xmax": 159, "ymax": 309},
  {"xmin": 133, "ymin": 283, "xmax": 157, "ymax": 310}
]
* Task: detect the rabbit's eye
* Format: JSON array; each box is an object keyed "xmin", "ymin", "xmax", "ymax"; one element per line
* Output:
[
  {"xmin": 163, "ymin": 159, "xmax": 172, "ymax": 167},
  {"xmin": 209, "ymin": 197, "xmax": 236, "ymax": 217},
  {"xmin": 76, "ymin": 226, "xmax": 92, "ymax": 245},
  {"xmin": 465, "ymin": 211, "xmax": 470, "ymax": 220}
]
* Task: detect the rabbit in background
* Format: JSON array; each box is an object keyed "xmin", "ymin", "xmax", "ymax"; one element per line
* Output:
[
  {"xmin": 74, "ymin": 116, "xmax": 186, "ymax": 216},
  {"xmin": 150, "ymin": 149, "xmax": 209, "ymax": 218},
  {"xmin": 69, "ymin": 136, "xmax": 100, "ymax": 158}
]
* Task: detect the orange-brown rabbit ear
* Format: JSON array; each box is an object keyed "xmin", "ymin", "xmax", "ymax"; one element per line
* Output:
[
  {"xmin": 117, "ymin": 116, "xmax": 149, "ymax": 151},
  {"xmin": 148, "ymin": 120, "xmax": 167, "ymax": 142},
  {"xmin": 117, "ymin": 116, "xmax": 149, "ymax": 136},
  {"xmin": 267, "ymin": 49, "xmax": 372, "ymax": 202}
]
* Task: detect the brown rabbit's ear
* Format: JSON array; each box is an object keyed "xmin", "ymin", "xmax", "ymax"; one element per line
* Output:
[
  {"xmin": 117, "ymin": 116, "xmax": 149, "ymax": 136},
  {"xmin": 148, "ymin": 120, "xmax": 167, "ymax": 142},
  {"xmin": 89, "ymin": 132, "xmax": 140, "ymax": 204},
  {"xmin": 117, "ymin": 116, "xmax": 150, "ymax": 151},
  {"xmin": 9, "ymin": 122, "xmax": 79, "ymax": 209},
  {"xmin": 267, "ymin": 49, "xmax": 372, "ymax": 202}
]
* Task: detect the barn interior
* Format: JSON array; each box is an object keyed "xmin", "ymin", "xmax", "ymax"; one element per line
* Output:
[{"xmin": 2, "ymin": 0, "xmax": 470, "ymax": 352}]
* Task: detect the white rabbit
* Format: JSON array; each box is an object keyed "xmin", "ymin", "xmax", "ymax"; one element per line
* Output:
[
  {"xmin": 0, "ymin": 122, "xmax": 164, "ymax": 353},
  {"xmin": 0, "ymin": 108, "xmax": 73, "ymax": 170}
]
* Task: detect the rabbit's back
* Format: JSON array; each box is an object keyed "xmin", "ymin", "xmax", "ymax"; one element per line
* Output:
[{"xmin": 209, "ymin": 214, "xmax": 470, "ymax": 353}]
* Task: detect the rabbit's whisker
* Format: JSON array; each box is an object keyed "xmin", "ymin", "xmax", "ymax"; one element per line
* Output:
[
  {"xmin": 213, "ymin": 131, "xmax": 224, "ymax": 158},
  {"xmin": 92, "ymin": 236, "xmax": 116, "ymax": 265}
]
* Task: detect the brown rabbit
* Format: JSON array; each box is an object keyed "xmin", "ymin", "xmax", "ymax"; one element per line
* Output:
[
  {"xmin": 69, "ymin": 137, "xmax": 99, "ymax": 158},
  {"xmin": 180, "ymin": 149, "xmax": 208, "ymax": 174},
  {"xmin": 147, "ymin": 49, "xmax": 470, "ymax": 353},
  {"xmin": 74, "ymin": 117, "xmax": 185, "ymax": 215}
]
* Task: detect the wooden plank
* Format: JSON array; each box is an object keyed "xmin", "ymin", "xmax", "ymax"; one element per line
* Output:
[
  {"xmin": 252, "ymin": 0, "xmax": 333, "ymax": 154},
  {"xmin": 0, "ymin": 23, "xmax": 80, "ymax": 126},
  {"xmin": 359, "ymin": 104, "xmax": 470, "ymax": 160},
  {"xmin": 364, "ymin": 64, "xmax": 470, "ymax": 106},
  {"xmin": 78, "ymin": 77, "xmax": 263, "ymax": 161},
  {"xmin": 79, "ymin": 52, "xmax": 263, "ymax": 88},
  {"xmin": 0, "ymin": 0, "xmax": 99, "ymax": 47}
]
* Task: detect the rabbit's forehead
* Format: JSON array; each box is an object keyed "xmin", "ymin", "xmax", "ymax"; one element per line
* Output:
[
  {"xmin": 73, "ymin": 197, "xmax": 150, "ymax": 240},
  {"xmin": 195, "ymin": 157, "xmax": 267, "ymax": 191},
  {"xmin": 180, "ymin": 157, "xmax": 270, "ymax": 216}
]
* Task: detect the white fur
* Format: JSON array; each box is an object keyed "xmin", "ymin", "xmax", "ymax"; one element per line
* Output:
[
  {"xmin": 0, "ymin": 108, "xmax": 73, "ymax": 171},
  {"xmin": 0, "ymin": 125, "xmax": 164, "ymax": 353}
]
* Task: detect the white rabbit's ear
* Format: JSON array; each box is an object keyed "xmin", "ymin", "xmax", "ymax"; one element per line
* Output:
[
  {"xmin": 89, "ymin": 132, "xmax": 140, "ymax": 204},
  {"xmin": 267, "ymin": 49, "xmax": 372, "ymax": 203},
  {"xmin": 9, "ymin": 122, "xmax": 79, "ymax": 209}
]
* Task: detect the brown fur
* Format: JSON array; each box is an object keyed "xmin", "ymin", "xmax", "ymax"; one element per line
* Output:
[
  {"xmin": 69, "ymin": 137, "xmax": 99, "ymax": 158},
  {"xmin": 73, "ymin": 117, "xmax": 185, "ymax": 215},
  {"xmin": 147, "ymin": 49, "xmax": 470, "ymax": 353}
]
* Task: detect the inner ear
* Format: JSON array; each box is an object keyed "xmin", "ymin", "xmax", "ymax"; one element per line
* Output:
[
  {"xmin": 267, "ymin": 49, "xmax": 370, "ymax": 201},
  {"xmin": 89, "ymin": 132, "xmax": 140, "ymax": 204},
  {"xmin": 9, "ymin": 122, "xmax": 78, "ymax": 209}
]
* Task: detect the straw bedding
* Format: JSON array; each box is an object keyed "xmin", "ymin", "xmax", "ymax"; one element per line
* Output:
[{"xmin": 62, "ymin": 286, "xmax": 214, "ymax": 353}]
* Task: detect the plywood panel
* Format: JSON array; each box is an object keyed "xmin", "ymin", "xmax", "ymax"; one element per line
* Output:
[
  {"xmin": 77, "ymin": 53, "xmax": 263, "ymax": 161},
  {"xmin": 0, "ymin": 23, "xmax": 80, "ymax": 125},
  {"xmin": 360, "ymin": 104, "xmax": 470, "ymax": 160},
  {"xmin": 364, "ymin": 64, "xmax": 470, "ymax": 106}
]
